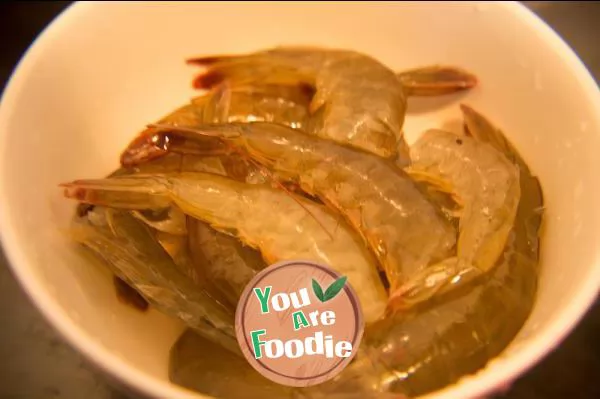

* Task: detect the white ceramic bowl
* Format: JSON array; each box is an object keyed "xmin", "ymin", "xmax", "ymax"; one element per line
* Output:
[{"xmin": 1, "ymin": 2, "xmax": 599, "ymax": 398}]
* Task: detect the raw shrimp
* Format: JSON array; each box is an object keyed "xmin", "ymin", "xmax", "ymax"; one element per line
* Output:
[
  {"xmin": 188, "ymin": 47, "xmax": 410, "ymax": 162},
  {"xmin": 137, "ymin": 122, "xmax": 456, "ymax": 299},
  {"xmin": 390, "ymin": 106, "xmax": 523, "ymax": 308},
  {"xmin": 114, "ymin": 151, "xmax": 267, "ymax": 307},
  {"xmin": 70, "ymin": 207, "xmax": 240, "ymax": 355},
  {"xmin": 327, "ymin": 236, "xmax": 538, "ymax": 397},
  {"xmin": 121, "ymin": 83, "xmax": 312, "ymax": 167},
  {"xmin": 321, "ymin": 117, "xmax": 542, "ymax": 396},
  {"xmin": 61, "ymin": 172, "xmax": 388, "ymax": 324},
  {"xmin": 122, "ymin": 60, "xmax": 477, "ymax": 168},
  {"xmin": 120, "ymin": 102, "xmax": 230, "ymax": 167},
  {"xmin": 199, "ymin": 65, "xmax": 476, "ymax": 119}
]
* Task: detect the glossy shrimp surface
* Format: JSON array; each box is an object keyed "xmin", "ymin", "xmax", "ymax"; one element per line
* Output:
[
  {"xmin": 62, "ymin": 172, "xmax": 388, "ymax": 324},
  {"xmin": 391, "ymin": 123, "xmax": 521, "ymax": 308},
  {"xmin": 323, "ymin": 109, "xmax": 542, "ymax": 396},
  {"xmin": 330, "ymin": 237, "xmax": 538, "ymax": 397},
  {"xmin": 200, "ymin": 83, "xmax": 312, "ymax": 129},
  {"xmin": 189, "ymin": 47, "xmax": 410, "ymax": 163},
  {"xmin": 139, "ymin": 122, "xmax": 456, "ymax": 298},
  {"xmin": 121, "ymin": 83, "xmax": 312, "ymax": 167},
  {"xmin": 112, "ymin": 149, "xmax": 268, "ymax": 309},
  {"xmin": 59, "ymin": 42, "xmax": 542, "ymax": 399}
]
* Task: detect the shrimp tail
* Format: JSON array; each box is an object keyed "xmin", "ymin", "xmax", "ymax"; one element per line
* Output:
[
  {"xmin": 188, "ymin": 52, "xmax": 309, "ymax": 90},
  {"xmin": 187, "ymin": 55, "xmax": 244, "ymax": 88},
  {"xmin": 397, "ymin": 66, "xmax": 478, "ymax": 97},
  {"xmin": 190, "ymin": 52, "xmax": 478, "ymax": 98},
  {"xmin": 192, "ymin": 70, "xmax": 228, "ymax": 90}
]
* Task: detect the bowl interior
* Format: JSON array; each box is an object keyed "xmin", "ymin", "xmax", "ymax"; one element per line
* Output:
[{"xmin": 1, "ymin": 2, "xmax": 599, "ymax": 399}]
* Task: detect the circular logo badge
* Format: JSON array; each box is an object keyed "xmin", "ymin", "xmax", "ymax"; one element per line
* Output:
[{"xmin": 235, "ymin": 260, "xmax": 364, "ymax": 387}]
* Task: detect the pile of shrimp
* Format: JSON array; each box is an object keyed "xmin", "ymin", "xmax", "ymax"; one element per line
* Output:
[{"xmin": 61, "ymin": 46, "xmax": 544, "ymax": 398}]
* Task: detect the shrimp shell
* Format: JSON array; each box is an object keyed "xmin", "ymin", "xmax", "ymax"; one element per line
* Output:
[
  {"xmin": 71, "ymin": 207, "xmax": 240, "ymax": 355},
  {"xmin": 138, "ymin": 123, "xmax": 456, "ymax": 298},
  {"xmin": 330, "ymin": 237, "xmax": 537, "ymax": 397},
  {"xmin": 389, "ymin": 127, "xmax": 520, "ymax": 308},
  {"xmin": 112, "ymin": 147, "xmax": 267, "ymax": 308},
  {"xmin": 189, "ymin": 47, "xmax": 409, "ymax": 163},
  {"xmin": 62, "ymin": 172, "xmax": 388, "ymax": 324},
  {"xmin": 188, "ymin": 217, "xmax": 265, "ymax": 308},
  {"xmin": 121, "ymin": 82, "xmax": 313, "ymax": 167},
  {"xmin": 327, "ymin": 106, "xmax": 543, "ymax": 395}
]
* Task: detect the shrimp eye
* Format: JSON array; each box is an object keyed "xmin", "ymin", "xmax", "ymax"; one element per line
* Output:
[{"xmin": 455, "ymin": 138, "xmax": 463, "ymax": 145}]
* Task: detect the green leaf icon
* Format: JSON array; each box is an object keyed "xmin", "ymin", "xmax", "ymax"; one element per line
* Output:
[
  {"xmin": 312, "ymin": 279, "xmax": 325, "ymax": 302},
  {"xmin": 323, "ymin": 276, "xmax": 347, "ymax": 301},
  {"xmin": 312, "ymin": 276, "xmax": 347, "ymax": 303}
]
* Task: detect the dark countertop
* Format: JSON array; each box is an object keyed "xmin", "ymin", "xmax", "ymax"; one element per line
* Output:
[{"xmin": 0, "ymin": 2, "xmax": 598, "ymax": 398}]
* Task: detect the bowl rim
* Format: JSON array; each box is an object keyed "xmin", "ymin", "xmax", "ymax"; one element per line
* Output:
[{"xmin": 0, "ymin": 2, "xmax": 599, "ymax": 399}]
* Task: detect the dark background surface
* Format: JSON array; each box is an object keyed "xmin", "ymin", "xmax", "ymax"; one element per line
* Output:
[{"xmin": 0, "ymin": 2, "xmax": 599, "ymax": 398}]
